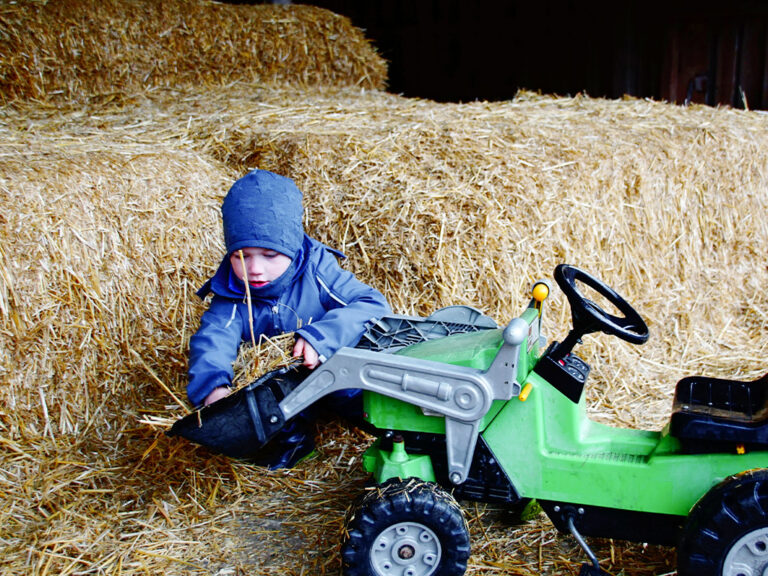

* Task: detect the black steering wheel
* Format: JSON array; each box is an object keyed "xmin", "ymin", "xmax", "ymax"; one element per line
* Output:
[{"xmin": 553, "ymin": 264, "xmax": 649, "ymax": 357}]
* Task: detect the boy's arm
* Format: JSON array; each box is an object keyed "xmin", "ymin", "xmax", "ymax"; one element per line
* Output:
[
  {"xmin": 187, "ymin": 297, "xmax": 244, "ymax": 407},
  {"xmin": 295, "ymin": 251, "xmax": 390, "ymax": 363}
]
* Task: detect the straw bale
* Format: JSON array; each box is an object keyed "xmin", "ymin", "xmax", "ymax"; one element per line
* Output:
[
  {"xmin": 1, "ymin": 80, "xmax": 768, "ymax": 573},
  {"xmin": 0, "ymin": 0, "xmax": 387, "ymax": 104}
]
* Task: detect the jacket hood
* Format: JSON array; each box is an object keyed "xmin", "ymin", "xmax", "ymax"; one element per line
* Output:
[{"xmin": 221, "ymin": 170, "xmax": 304, "ymax": 259}]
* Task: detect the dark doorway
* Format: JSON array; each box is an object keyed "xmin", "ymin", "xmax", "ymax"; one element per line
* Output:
[{"xmin": 306, "ymin": 0, "xmax": 768, "ymax": 109}]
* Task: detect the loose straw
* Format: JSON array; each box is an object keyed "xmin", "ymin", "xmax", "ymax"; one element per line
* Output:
[{"xmin": 238, "ymin": 249, "xmax": 259, "ymax": 351}]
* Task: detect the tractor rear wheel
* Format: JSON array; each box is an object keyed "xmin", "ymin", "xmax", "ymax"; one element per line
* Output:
[
  {"xmin": 678, "ymin": 468, "xmax": 768, "ymax": 576},
  {"xmin": 341, "ymin": 477, "xmax": 470, "ymax": 576}
]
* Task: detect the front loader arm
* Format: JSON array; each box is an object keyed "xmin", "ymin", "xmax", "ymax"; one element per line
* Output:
[{"xmin": 279, "ymin": 318, "xmax": 529, "ymax": 484}]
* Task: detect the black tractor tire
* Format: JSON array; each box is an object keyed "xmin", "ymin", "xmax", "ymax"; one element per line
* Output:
[
  {"xmin": 341, "ymin": 477, "xmax": 470, "ymax": 576},
  {"xmin": 678, "ymin": 468, "xmax": 768, "ymax": 576}
]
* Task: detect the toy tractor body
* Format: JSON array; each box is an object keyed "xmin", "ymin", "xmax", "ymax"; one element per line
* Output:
[
  {"xmin": 360, "ymin": 310, "xmax": 767, "ymax": 542},
  {"xmin": 333, "ymin": 265, "xmax": 768, "ymax": 576}
]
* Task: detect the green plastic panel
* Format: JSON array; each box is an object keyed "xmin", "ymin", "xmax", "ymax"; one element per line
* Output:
[
  {"xmin": 363, "ymin": 439, "xmax": 437, "ymax": 483},
  {"xmin": 363, "ymin": 306, "xmax": 544, "ymax": 434},
  {"xmin": 396, "ymin": 327, "xmax": 506, "ymax": 368},
  {"xmin": 363, "ymin": 328, "xmax": 505, "ymax": 432},
  {"xmin": 483, "ymin": 371, "xmax": 768, "ymax": 516}
]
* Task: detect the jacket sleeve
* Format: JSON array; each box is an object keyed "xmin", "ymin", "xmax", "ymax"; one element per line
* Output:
[
  {"xmin": 295, "ymin": 250, "xmax": 391, "ymax": 362},
  {"xmin": 187, "ymin": 296, "xmax": 244, "ymax": 407}
]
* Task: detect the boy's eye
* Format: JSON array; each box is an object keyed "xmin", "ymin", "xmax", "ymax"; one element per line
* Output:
[{"xmin": 263, "ymin": 251, "xmax": 279, "ymax": 258}]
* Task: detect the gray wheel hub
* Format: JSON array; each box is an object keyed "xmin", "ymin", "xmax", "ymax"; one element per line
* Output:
[
  {"xmin": 370, "ymin": 521, "xmax": 442, "ymax": 576},
  {"xmin": 724, "ymin": 526, "xmax": 768, "ymax": 576}
]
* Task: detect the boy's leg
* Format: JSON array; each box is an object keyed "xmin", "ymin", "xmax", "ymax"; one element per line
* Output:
[
  {"xmin": 251, "ymin": 388, "xmax": 364, "ymax": 470},
  {"xmin": 322, "ymin": 388, "xmax": 367, "ymax": 429},
  {"xmin": 252, "ymin": 412, "xmax": 316, "ymax": 470}
]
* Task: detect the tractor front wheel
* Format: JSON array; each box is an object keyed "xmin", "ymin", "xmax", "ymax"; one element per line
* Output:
[
  {"xmin": 341, "ymin": 477, "xmax": 470, "ymax": 576},
  {"xmin": 678, "ymin": 468, "xmax": 768, "ymax": 576}
]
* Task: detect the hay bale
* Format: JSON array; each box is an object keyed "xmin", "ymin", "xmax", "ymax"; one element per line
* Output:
[
  {"xmin": 1, "ymin": 83, "xmax": 768, "ymax": 576},
  {"xmin": 0, "ymin": 143, "xmax": 227, "ymax": 426},
  {"xmin": 0, "ymin": 0, "xmax": 387, "ymax": 104},
  {"xmin": 126, "ymin": 86, "xmax": 767, "ymax": 422}
]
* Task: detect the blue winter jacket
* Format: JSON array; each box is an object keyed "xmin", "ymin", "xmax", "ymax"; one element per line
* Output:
[{"xmin": 187, "ymin": 235, "xmax": 390, "ymax": 407}]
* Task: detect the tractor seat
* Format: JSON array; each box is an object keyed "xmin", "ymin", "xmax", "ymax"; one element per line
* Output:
[{"xmin": 670, "ymin": 373, "xmax": 768, "ymax": 449}]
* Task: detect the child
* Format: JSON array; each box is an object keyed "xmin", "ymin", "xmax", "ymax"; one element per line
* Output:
[{"xmin": 187, "ymin": 170, "xmax": 390, "ymax": 466}]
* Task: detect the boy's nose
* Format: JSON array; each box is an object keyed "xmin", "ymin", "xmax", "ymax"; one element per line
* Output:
[{"xmin": 245, "ymin": 258, "xmax": 264, "ymax": 277}]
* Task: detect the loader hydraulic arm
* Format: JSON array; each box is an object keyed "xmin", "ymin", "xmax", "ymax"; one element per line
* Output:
[{"xmin": 279, "ymin": 317, "xmax": 529, "ymax": 484}]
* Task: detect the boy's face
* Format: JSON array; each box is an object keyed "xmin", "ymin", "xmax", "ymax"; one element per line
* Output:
[{"xmin": 230, "ymin": 247, "xmax": 292, "ymax": 288}]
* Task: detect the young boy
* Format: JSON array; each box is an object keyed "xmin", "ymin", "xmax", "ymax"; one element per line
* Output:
[{"xmin": 187, "ymin": 170, "xmax": 390, "ymax": 465}]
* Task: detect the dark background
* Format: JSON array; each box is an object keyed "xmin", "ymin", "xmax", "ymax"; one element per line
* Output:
[{"xmin": 295, "ymin": 0, "xmax": 768, "ymax": 109}]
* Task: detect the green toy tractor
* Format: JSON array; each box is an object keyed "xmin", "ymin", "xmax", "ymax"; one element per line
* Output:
[{"xmin": 171, "ymin": 264, "xmax": 768, "ymax": 576}]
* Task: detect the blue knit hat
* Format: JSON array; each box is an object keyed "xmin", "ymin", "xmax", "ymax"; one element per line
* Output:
[{"xmin": 221, "ymin": 170, "xmax": 304, "ymax": 259}]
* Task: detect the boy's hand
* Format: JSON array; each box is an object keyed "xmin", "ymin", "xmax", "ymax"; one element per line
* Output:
[
  {"xmin": 294, "ymin": 337, "xmax": 320, "ymax": 368},
  {"xmin": 203, "ymin": 386, "xmax": 230, "ymax": 406}
]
